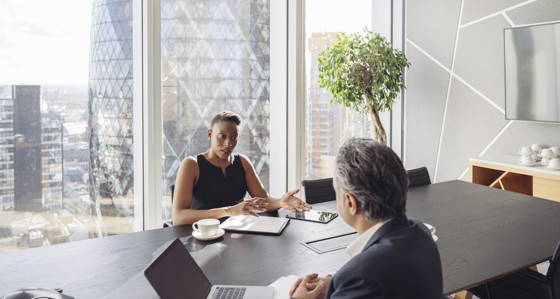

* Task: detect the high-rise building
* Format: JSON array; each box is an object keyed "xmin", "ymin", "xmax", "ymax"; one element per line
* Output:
[
  {"xmin": 0, "ymin": 86, "xmax": 15, "ymax": 210},
  {"xmin": 13, "ymin": 85, "xmax": 43, "ymax": 211},
  {"xmin": 88, "ymin": 0, "xmax": 134, "ymax": 221},
  {"xmin": 0, "ymin": 85, "xmax": 64, "ymax": 212},
  {"xmin": 306, "ymin": 32, "xmax": 371, "ymax": 179},
  {"xmin": 307, "ymin": 33, "xmax": 343, "ymax": 179},
  {"xmin": 160, "ymin": 0, "xmax": 272, "ymax": 197},
  {"xmin": 41, "ymin": 121, "xmax": 64, "ymax": 209}
]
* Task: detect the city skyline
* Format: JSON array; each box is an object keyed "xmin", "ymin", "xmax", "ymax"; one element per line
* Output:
[{"xmin": 0, "ymin": 0, "xmax": 374, "ymax": 253}]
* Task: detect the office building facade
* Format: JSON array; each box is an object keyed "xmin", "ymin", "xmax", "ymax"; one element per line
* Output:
[
  {"xmin": 88, "ymin": 0, "xmax": 271, "ymax": 222},
  {"xmin": 88, "ymin": 0, "xmax": 135, "ymax": 221},
  {"xmin": 0, "ymin": 85, "xmax": 64, "ymax": 212}
]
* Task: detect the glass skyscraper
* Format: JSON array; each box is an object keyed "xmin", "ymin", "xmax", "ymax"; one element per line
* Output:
[
  {"xmin": 0, "ymin": 85, "xmax": 63, "ymax": 212},
  {"xmin": 89, "ymin": 0, "xmax": 134, "ymax": 226},
  {"xmin": 160, "ymin": 0, "xmax": 272, "ymax": 208},
  {"xmin": 88, "ymin": 0, "xmax": 271, "ymax": 222}
]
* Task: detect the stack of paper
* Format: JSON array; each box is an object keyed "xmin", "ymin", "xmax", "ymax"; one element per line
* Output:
[{"xmin": 269, "ymin": 275, "xmax": 299, "ymax": 299}]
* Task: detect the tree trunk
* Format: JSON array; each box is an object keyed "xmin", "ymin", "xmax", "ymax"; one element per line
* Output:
[{"xmin": 366, "ymin": 101, "xmax": 387, "ymax": 144}]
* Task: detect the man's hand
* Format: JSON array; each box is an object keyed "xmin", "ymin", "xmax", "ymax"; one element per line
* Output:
[{"xmin": 289, "ymin": 273, "xmax": 330, "ymax": 299}]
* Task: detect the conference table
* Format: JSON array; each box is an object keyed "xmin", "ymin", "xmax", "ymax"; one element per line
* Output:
[{"xmin": 1, "ymin": 180, "xmax": 560, "ymax": 298}]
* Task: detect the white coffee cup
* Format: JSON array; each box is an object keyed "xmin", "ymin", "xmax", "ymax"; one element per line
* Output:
[
  {"xmin": 550, "ymin": 146, "xmax": 560, "ymax": 156},
  {"xmin": 548, "ymin": 158, "xmax": 560, "ymax": 170},
  {"xmin": 531, "ymin": 144, "xmax": 543, "ymax": 152},
  {"xmin": 540, "ymin": 148, "xmax": 554, "ymax": 159},
  {"xmin": 519, "ymin": 146, "xmax": 533, "ymax": 155},
  {"xmin": 541, "ymin": 157, "xmax": 551, "ymax": 166},
  {"xmin": 192, "ymin": 219, "xmax": 220, "ymax": 237},
  {"xmin": 520, "ymin": 155, "xmax": 534, "ymax": 165}
]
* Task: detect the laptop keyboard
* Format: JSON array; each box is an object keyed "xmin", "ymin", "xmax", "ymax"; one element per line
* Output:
[{"xmin": 212, "ymin": 287, "xmax": 247, "ymax": 299}]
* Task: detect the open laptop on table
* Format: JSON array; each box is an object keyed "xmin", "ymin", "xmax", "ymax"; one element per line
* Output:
[{"xmin": 144, "ymin": 238, "xmax": 274, "ymax": 299}]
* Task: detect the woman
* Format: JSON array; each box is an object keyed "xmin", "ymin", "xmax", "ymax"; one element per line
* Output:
[{"xmin": 172, "ymin": 111, "xmax": 311, "ymax": 225}]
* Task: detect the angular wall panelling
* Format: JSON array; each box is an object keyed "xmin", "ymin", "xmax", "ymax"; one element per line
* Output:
[
  {"xmin": 453, "ymin": 15, "xmax": 510, "ymax": 110},
  {"xmin": 406, "ymin": 0, "xmax": 462, "ymax": 69},
  {"xmin": 405, "ymin": 0, "xmax": 560, "ymax": 183},
  {"xmin": 404, "ymin": 46, "xmax": 450, "ymax": 180},
  {"xmin": 461, "ymin": 0, "xmax": 526, "ymax": 25}
]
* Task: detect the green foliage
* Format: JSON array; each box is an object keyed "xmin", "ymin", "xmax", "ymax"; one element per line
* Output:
[{"xmin": 317, "ymin": 28, "xmax": 411, "ymax": 114}]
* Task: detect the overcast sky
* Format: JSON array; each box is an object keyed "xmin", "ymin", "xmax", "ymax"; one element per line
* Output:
[
  {"xmin": 306, "ymin": 0, "xmax": 372, "ymax": 33},
  {"xmin": 0, "ymin": 0, "xmax": 93, "ymax": 85},
  {"xmin": 0, "ymin": 0, "xmax": 370, "ymax": 86}
]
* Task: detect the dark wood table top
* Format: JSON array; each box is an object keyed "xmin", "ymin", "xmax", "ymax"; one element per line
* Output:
[
  {"xmin": 1, "ymin": 180, "xmax": 559, "ymax": 297},
  {"xmin": 406, "ymin": 180, "xmax": 560, "ymax": 293}
]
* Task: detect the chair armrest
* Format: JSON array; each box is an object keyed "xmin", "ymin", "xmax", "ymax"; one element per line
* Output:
[{"xmin": 163, "ymin": 220, "xmax": 173, "ymax": 228}]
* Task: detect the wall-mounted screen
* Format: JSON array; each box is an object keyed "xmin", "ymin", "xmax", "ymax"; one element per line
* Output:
[{"xmin": 504, "ymin": 22, "xmax": 560, "ymax": 122}]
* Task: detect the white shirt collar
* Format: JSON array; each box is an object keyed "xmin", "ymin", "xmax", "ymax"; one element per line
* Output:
[{"xmin": 346, "ymin": 218, "xmax": 391, "ymax": 259}]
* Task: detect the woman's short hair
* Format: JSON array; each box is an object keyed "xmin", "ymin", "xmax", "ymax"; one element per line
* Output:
[
  {"xmin": 334, "ymin": 137, "xmax": 408, "ymax": 223},
  {"xmin": 210, "ymin": 111, "xmax": 242, "ymax": 128}
]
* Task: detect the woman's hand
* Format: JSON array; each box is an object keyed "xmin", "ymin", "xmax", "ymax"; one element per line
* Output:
[
  {"xmin": 289, "ymin": 273, "xmax": 330, "ymax": 299},
  {"xmin": 280, "ymin": 189, "xmax": 312, "ymax": 212},
  {"xmin": 226, "ymin": 197, "xmax": 268, "ymax": 217}
]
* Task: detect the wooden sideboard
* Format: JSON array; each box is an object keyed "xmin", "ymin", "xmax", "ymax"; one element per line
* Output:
[{"xmin": 469, "ymin": 155, "xmax": 560, "ymax": 202}]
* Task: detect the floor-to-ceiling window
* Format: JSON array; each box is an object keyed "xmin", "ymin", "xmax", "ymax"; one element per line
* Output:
[
  {"xmin": 303, "ymin": 0, "xmax": 374, "ymax": 180},
  {"xmin": 0, "ymin": 0, "xmax": 139, "ymax": 254},
  {"xmin": 0, "ymin": 0, "xmax": 285, "ymax": 251},
  {"xmin": 159, "ymin": 0, "xmax": 281, "ymax": 223}
]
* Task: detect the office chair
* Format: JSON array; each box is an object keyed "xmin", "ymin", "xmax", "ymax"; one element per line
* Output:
[
  {"xmin": 163, "ymin": 184, "xmax": 174, "ymax": 228},
  {"xmin": 406, "ymin": 167, "xmax": 431, "ymax": 188},
  {"xmin": 468, "ymin": 240, "xmax": 560, "ymax": 299},
  {"xmin": 301, "ymin": 178, "xmax": 336, "ymax": 204}
]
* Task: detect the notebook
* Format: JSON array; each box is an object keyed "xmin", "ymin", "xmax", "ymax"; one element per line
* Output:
[
  {"xmin": 144, "ymin": 238, "xmax": 274, "ymax": 299},
  {"xmin": 219, "ymin": 215, "xmax": 290, "ymax": 235}
]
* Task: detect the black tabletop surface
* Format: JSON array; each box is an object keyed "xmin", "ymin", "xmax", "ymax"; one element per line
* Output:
[{"xmin": 1, "ymin": 180, "xmax": 559, "ymax": 297}]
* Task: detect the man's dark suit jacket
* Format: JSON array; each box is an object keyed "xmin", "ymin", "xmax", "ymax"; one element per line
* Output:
[{"xmin": 325, "ymin": 218, "xmax": 445, "ymax": 299}]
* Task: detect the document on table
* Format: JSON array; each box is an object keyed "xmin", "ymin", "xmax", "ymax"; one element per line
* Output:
[
  {"xmin": 269, "ymin": 275, "xmax": 299, "ymax": 299},
  {"xmin": 220, "ymin": 215, "xmax": 290, "ymax": 235}
]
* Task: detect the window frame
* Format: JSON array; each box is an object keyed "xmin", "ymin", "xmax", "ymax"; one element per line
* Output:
[
  {"xmin": 135, "ymin": 0, "xmax": 404, "ymax": 229},
  {"xmin": 135, "ymin": 0, "xmax": 163, "ymax": 230},
  {"xmin": 294, "ymin": 0, "xmax": 405, "ymax": 185},
  {"xmin": 137, "ymin": 0, "xmax": 290, "ymax": 230}
]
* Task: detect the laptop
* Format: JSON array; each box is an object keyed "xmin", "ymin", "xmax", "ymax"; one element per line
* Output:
[{"xmin": 144, "ymin": 238, "xmax": 274, "ymax": 299}]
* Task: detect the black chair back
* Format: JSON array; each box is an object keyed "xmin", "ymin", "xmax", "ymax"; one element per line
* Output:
[
  {"xmin": 406, "ymin": 167, "xmax": 431, "ymax": 188},
  {"xmin": 301, "ymin": 178, "xmax": 336, "ymax": 204},
  {"xmin": 163, "ymin": 184, "xmax": 175, "ymax": 228},
  {"xmin": 547, "ymin": 240, "xmax": 560, "ymax": 299}
]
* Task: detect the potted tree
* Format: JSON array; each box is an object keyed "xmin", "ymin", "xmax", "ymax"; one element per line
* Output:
[{"xmin": 317, "ymin": 28, "xmax": 410, "ymax": 144}]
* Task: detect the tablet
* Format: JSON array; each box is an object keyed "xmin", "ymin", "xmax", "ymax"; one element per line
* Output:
[{"xmin": 286, "ymin": 211, "xmax": 338, "ymax": 224}]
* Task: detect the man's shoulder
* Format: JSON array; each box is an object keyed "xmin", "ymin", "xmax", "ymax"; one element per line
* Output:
[
  {"xmin": 356, "ymin": 219, "xmax": 439, "ymax": 263},
  {"xmin": 330, "ymin": 219, "xmax": 444, "ymax": 298}
]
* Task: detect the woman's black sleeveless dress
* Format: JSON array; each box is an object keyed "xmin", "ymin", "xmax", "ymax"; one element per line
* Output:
[{"xmin": 190, "ymin": 154, "xmax": 247, "ymax": 209}]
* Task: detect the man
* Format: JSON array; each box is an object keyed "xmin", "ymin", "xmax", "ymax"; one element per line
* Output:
[{"xmin": 290, "ymin": 138, "xmax": 444, "ymax": 299}]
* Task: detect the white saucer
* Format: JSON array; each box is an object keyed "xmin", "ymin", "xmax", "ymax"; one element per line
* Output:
[
  {"xmin": 192, "ymin": 228, "xmax": 225, "ymax": 241},
  {"xmin": 545, "ymin": 166, "xmax": 560, "ymax": 170},
  {"xmin": 518, "ymin": 162, "xmax": 538, "ymax": 167}
]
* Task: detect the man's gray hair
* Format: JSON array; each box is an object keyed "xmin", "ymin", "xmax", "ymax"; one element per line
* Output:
[{"xmin": 334, "ymin": 138, "xmax": 408, "ymax": 223}]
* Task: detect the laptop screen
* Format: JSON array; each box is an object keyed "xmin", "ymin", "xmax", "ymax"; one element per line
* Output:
[{"xmin": 144, "ymin": 238, "xmax": 212, "ymax": 299}]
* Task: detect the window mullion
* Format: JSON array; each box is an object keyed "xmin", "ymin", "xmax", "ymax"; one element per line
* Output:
[{"xmin": 136, "ymin": 0, "xmax": 162, "ymax": 231}]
